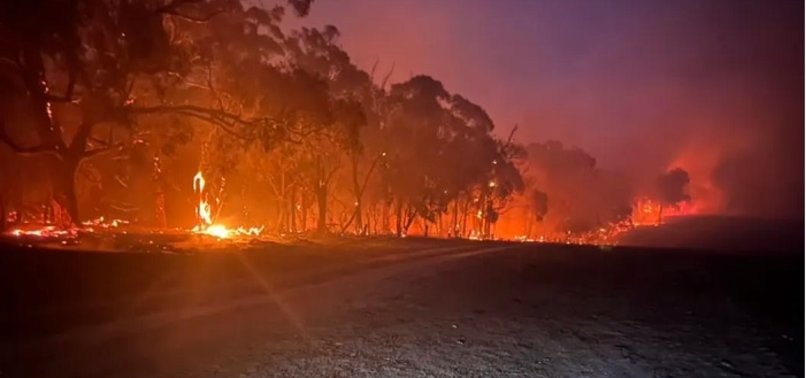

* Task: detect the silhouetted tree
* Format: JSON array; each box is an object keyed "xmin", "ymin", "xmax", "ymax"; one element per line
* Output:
[{"xmin": 655, "ymin": 167, "xmax": 691, "ymax": 222}]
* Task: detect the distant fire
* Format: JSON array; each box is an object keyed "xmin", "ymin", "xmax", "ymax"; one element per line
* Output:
[
  {"xmin": 631, "ymin": 197, "xmax": 695, "ymax": 226},
  {"xmin": 666, "ymin": 146, "xmax": 723, "ymax": 215}
]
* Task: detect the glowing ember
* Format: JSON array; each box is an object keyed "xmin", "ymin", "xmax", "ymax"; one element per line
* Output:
[
  {"xmin": 82, "ymin": 216, "xmax": 129, "ymax": 229},
  {"xmin": 7, "ymin": 225, "xmax": 78, "ymax": 239}
]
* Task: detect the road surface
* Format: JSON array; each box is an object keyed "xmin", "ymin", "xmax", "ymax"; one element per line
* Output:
[{"xmin": 0, "ymin": 238, "xmax": 801, "ymax": 377}]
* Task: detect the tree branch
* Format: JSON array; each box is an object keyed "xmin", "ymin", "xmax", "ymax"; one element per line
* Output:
[
  {"xmin": 84, "ymin": 143, "xmax": 124, "ymax": 158},
  {"xmin": 0, "ymin": 120, "xmax": 58, "ymax": 156},
  {"xmin": 154, "ymin": 0, "xmax": 223, "ymax": 23},
  {"xmin": 125, "ymin": 104, "xmax": 263, "ymax": 140},
  {"xmin": 161, "ymin": 9, "xmax": 223, "ymax": 23},
  {"xmin": 153, "ymin": 0, "xmax": 203, "ymax": 14}
]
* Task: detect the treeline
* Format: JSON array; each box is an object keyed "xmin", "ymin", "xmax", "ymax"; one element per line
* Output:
[{"xmin": 0, "ymin": 0, "xmax": 689, "ymax": 239}]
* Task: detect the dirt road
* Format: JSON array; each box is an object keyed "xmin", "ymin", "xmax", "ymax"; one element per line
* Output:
[{"xmin": 0, "ymin": 239, "xmax": 801, "ymax": 377}]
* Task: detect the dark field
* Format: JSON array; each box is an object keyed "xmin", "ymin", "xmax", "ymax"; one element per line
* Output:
[{"xmin": 0, "ymin": 238, "xmax": 801, "ymax": 377}]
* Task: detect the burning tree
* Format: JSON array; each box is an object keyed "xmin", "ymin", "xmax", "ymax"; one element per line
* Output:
[
  {"xmin": 0, "ymin": 0, "xmax": 525, "ymax": 239},
  {"xmin": 0, "ymin": 0, "xmax": 318, "ymax": 225}
]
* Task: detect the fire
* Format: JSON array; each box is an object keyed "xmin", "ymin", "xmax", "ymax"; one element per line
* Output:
[
  {"xmin": 631, "ymin": 197, "xmax": 694, "ymax": 226},
  {"xmin": 193, "ymin": 171, "xmax": 213, "ymax": 226},
  {"xmin": 4, "ymin": 216, "xmax": 127, "ymax": 241},
  {"xmin": 82, "ymin": 216, "xmax": 128, "ymax": 229},
  {"xmin": 8, "ymin": 225, "xmax": 77, "ymax": 238},
  {"xmin": 191, "ymin": 170, "xmax": 263, "ymax": 239},
  {"xmin": 203, "ymin": 224, "xmax": 231, "ymax": 238}
]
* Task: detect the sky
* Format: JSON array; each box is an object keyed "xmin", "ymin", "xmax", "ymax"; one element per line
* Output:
[{"xmin": 291, "ymin": 0, "xmax": 804, "ymax": 219}]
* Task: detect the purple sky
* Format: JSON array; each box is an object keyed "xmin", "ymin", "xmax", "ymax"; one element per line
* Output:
[{"xmin": 291, "ymin": 0, "xmax": 803, "ymax": 218}]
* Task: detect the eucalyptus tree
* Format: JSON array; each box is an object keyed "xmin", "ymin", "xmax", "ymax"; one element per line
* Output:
[{"xmin": 0, "ymin": 0, "xmax": 318, "ymax": 224}]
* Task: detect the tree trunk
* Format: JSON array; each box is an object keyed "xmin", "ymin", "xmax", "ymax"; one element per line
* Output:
[
  {"xmin": 52, "ymin": 157, "xmax": 80, "ymax": 226},
  {"xmin": 461, "ymin": 198, "xmax": 469, "ymax": 237},
  {"xmin": 316, "ymin": 185, "xmax": 327, "ymax": 233},
  {"xmin": 395, "ymin": 199, "xmax": 403, "ymax": 237},
  {"xmin": 403, "ymin": 208, "xmax": 417, "ymax": 235},
  {"xmin": 301, "ymin": 193, "xmax": 308, "ymax": 232},
  {"xmin": 382, "ymin": 198, "xmax": 390, "ymax": 234},
  {"xmin": 289, "ymin": 186, "xmax": 297, "ymax": 233},
  {"xmin": 451, "ymin": 198, "xmax": 459, "ymax": 237},
  {"xmin": 350, "ymin": 156, "xmax": 363, "ymax": 234},
  {"xmin": 0, "ymin": 195, "xmax": 5, "ymax": 231}
]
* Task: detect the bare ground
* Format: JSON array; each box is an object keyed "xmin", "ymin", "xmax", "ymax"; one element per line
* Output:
[{"xmin": 0, "ymin": 238, "xmax": 801, "ymax": 377}]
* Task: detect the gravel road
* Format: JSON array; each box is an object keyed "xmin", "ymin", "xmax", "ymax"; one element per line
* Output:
[{"xmin": 0, "ymin": 239, "xmax": 800, "ymax": 377}]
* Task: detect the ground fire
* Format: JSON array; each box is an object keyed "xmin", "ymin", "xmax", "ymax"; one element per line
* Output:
[{"xmin": 191, "ymin": 170, "xmax": 264, "ymax": 239}]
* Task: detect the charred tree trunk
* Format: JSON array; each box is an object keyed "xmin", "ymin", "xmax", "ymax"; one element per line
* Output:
[
  {"xmin": 480, "ymin": 190, "xmax": 489, "ymax": 239},
  {"xmin": 316, "ymin": 183, "xmax": 327, "ymax": 233},
  {"xmin": 351, "ymin": 156, "xmax": 363, "ymax": 234},
  {"xmin": 52, "ymin": 156, "xmax": 80, "ymax": 226},
  {"xmin": 289, "ymin": 186, "xmax": 297, "ymax": 233},
  {"xmin": 382, "ymin": 199, "xmax": 390, "ymax": 234},
  {"xmin": 395, "ymin": 199, "xmax": 403, "ymax": 237},
  {"xmin": 402, "ymin": 209, "xmax": 417, "ymax": 235},
  {"xmin": 461, "ymin": 198, "xmax": 469, "ymax": 237},
  {"xmin": 301, "ymin": 193, "xmax": 308, "ymax": 232},
  {"xmin": 451, "ymin": 198, "xmax": 459, "ymax": 237},
  {"xmin": 153, "ymin": 156, "xmax": 167, "ymax": 228},
  {"xmin": 0, "ymin": 195, "xmax": 5, "ymax": 231}
]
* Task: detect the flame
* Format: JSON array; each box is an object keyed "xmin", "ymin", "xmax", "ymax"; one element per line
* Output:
[
  {"xmin": 7, "ymin": 225, "xmax": 78, "ymax": 238},
  {"xmin": 630, "ymin": 197, "xmax": 694, "ymax": 226},
  {"xmin": 203, "ymin": 224, "xmax": 231, "ymax": 238},
  {"xmin": 82, "ymin": 216, "xmax": 128, "ymax": 229},
  {"xmin": 191, "ymin": 170, "xmax": 263, "ymax": 239},
  {"xmin": 194, "ymin": 171, "xmax": 213, "ymax": 226}
]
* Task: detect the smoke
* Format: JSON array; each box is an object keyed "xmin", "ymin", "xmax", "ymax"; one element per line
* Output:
[
  {"xmin": 294, "ymin": 0, "xmax": 803, "ymax": 220},
  {"xmin": 522, "ymin": 141, "xmax": 632, "ymax": 234}
]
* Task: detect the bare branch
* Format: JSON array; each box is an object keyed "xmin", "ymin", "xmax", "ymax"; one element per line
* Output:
[
  {"xmin": 127, "ymin": 104, "xmax": 264, "ymax": 128},
  {"xmin": 380, "ymin": 62, "xmax": 395, "ymax": 91},
  {"xmin": 369, "ymin": 59, "xmax": 379, "ymax": 85},
  {"xmin": 506, "ymin": 124, "xmax": 518, "ymax": 145}
]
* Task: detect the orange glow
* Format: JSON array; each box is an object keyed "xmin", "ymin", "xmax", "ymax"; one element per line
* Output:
[
  {"xmin": 7, "ymin": 225, "xmax": 78, "ymax": 238},
  {"xmin": 666, "ymin": 144, "xmax": 724, "ymax": 215}
]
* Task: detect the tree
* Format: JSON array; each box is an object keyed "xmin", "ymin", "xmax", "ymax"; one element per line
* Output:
[
  {"xmin": 520, "ymin": 141, "xmax": 632, "ymax": 237},
  {"xmin": 285, "ymin": 26, "xmax": 378, "ymax": 234},
  {"xmin": 0, "ymin": 0, "xmax": 320, "ymax": 225},
  {"xmin": 530, "ymin": 189, "xmax": 548, "ymax": 222},
  {"xmin": 655, "ymin": 167, "xmax": 691, "ymax": 223}
]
